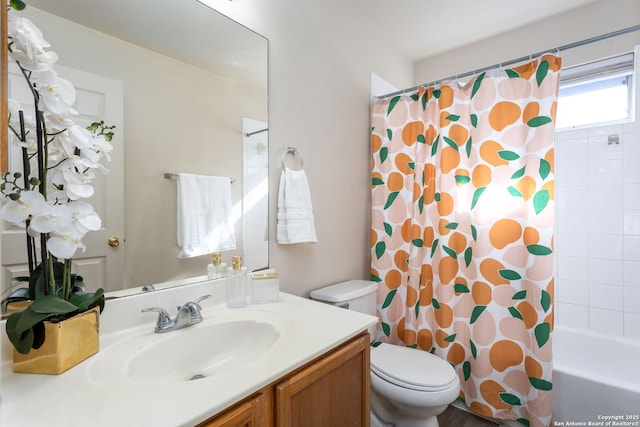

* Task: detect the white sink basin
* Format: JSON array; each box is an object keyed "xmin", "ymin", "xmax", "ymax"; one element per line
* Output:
[{"xmin": 86, "ymin": 310, "xmax": 292, "ymax": 388}]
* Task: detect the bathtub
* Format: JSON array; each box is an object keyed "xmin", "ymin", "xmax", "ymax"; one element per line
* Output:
[{"xmin": 552, "ymin": 326, "xmax": 640, "ymax": 423}]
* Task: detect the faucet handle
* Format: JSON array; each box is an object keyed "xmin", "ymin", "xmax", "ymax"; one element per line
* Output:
[{"xmin": 142, "ymin": 307, "xmax": 172, "ymax": 332}]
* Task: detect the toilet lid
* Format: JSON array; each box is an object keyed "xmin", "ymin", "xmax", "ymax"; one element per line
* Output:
[{"xmin": 370, "ymin": 343, "xmax": 458, "ymax": 392}]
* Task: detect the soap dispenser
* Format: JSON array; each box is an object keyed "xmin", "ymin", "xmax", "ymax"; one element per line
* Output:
[
  {"xmin": 226, "ymin": 255, "xmax": 247, "ymax": 308},
  {"xmin": 207, "ymin": 253, "xmax": 227, "ymax": 279}
]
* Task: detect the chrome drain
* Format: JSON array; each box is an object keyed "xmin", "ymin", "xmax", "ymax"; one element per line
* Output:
[{"xmin": 188, "ymin": 374, "xmax": 206, "ymax": 381}]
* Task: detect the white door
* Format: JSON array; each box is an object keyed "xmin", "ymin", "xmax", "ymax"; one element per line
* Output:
[{"xmin": 1, "ymin": 65, "xmax": 124, "ymax": 294}]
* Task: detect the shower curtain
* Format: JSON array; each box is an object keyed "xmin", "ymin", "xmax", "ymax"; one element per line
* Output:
[{"xmin": 371, "ymin": 55, "xmax": 561, "ymax": 427}]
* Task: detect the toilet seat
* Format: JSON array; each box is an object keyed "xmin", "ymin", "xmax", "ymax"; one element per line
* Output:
[{"xmin": 371, "ymin": 343, "xmax": 458, "ymax": 392}]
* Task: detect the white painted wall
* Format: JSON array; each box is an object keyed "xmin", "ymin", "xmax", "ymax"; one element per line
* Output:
[
  {"xmin": 413, "ymin": 0, "xmax": 640, "ymax": 85},
  {"xmin": 205, "ymin": 0, "xmax": 414, "ymax": 297}
]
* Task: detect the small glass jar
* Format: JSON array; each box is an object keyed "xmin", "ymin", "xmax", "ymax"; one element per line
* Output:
[{"xmin": 250, "ymin": 272, "xmax": 279, "ymax": 304}]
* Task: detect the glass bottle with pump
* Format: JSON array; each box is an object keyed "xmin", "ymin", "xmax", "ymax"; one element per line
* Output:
[
  {"xmin": 226, "ymin": 255, "xmax": 247, "ymax": 308},
  {"xmin": 207, "ymin": 253, "xmax": 227, "ymax": 279}
]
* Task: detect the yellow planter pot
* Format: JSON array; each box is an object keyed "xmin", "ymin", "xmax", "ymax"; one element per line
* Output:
[{"xmin": 12, "ymin": 306, "xmax": 100, "ymax": 375}]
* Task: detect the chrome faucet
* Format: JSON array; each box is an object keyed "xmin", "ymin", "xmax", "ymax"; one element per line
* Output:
[{"xmin": 142, "ymin": 294, "xmax": 212, "ymax": 333}]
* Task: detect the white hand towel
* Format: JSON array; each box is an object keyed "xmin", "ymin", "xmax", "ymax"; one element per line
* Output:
[
  {"xmin": 277, "ymin": 168, "xmax": 318, "ymax": 244},
  {"xmin": 177, "ymin": 173, "xmax": 236, "ymax": 258}
]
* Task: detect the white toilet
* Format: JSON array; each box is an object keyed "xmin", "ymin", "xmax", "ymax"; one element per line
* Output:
[{"xmin": 310, "ymin": 280, "xmax": 460, "ymax": 427}]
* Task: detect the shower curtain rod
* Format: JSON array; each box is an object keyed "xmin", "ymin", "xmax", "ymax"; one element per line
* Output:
[{"xmin": 378, "ymin": 24, "xmax": 640, "ymax": 99}]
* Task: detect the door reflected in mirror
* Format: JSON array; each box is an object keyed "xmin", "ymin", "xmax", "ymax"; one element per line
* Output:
[{"xmin": 0, "ymin": 0, "xmax": 268, "ymax": 300}]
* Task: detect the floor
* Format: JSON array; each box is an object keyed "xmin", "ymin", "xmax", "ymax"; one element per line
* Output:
[{"xmin": 437, "ymin": 405, "xmax": 500, "ymax": 427}]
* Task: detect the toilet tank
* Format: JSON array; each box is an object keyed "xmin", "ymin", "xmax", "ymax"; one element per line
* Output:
[{"xmin": 309, "ymin": 280, "xmax": 378, "ymax": 317}]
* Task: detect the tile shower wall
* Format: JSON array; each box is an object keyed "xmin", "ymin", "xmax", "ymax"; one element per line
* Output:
[{"xmin": 555, "ymin": 52, "xmax": 640, "ymax": 339}]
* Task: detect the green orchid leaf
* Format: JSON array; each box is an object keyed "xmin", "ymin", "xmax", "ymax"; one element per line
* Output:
[
  {"xmin": 417, "ymin": 134, "xmax": 426, "ymax": 144},
  {"xmin": 471, "ymin": 225, "xmax": 477, "ymax": 241},
  {"xmin": 372, "ymin": 177, "xmax": 384, "ymax": 186},
  {"xmin": 370, "ymin": 273, "xmax": 382, "ymax": 282},
  {"xmin": 9, "ymin": 0, "xmax": 26, "ymax": 10},
  {"xmin": 445, "ymin": 114, "xmax": 461, "ymax": 122},
  {"xmin": 418, "ymin": 195, "xmax": 424, "ymax": 214},
  {"xmin": 433, "ymin": 89, "xmax": 441, "ymax": 98},
  {"xmin": 412, "ymin": 239, "xmax": 424, "ymax": 247},
  {"xmin": 470, "ymin": 114, "xmax": 478, "ymax": 128},
  {"xmin": 410, "ymin": 93, "xmax": 419, "ymax": 102},
  {"xmin": 68, "ymin": 289, "xmax": 105, "ymax": 313},
  {"xmin": 465, "ymin": 137, "xmax": 472, "ymax": 157},
  {"xmin": 470, "ymin": 339, "xmax": 477, "ymax": 359},
  {"xmin": 445, "ymin": 222, "xmax": 459, "ymax": 229},
  {"xmin": 383, "ymin": 222, "xmax": 393, "ymax": 237},
  {"xmin": 29, "ymin": 295, "xmax": 78, "ymax": 315},
  {"xmin": 517, "ymin": 418, "xmax": 531, "ymax": 427},
  {"xmin": 431, "ymin": 298, "xmax": 440, "ymax": 309}
]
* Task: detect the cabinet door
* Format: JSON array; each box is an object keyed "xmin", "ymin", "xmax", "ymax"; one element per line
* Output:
[
  {"xmin": 275, "ymin": 334, "xmax": 370, "ymax": 427},
  {"xmin": 198, "ymin": 389, "xmax": 273, "ymax": 427}
]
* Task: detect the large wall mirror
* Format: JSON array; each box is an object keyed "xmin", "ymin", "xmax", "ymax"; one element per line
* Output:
[{"xmin": 0, "ymin": 0, "xmax": 269, "ymax": 300}]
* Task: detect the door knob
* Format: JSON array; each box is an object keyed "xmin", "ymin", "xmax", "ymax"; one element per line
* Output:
[{"xmin": 108, "ymin": 237, "xmax": 120, "ymax": 247}]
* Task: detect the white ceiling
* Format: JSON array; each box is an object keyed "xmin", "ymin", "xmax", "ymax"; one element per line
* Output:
[{"xmin": 345, "ymin": 0, "xmax": 600, "ymax": 61}]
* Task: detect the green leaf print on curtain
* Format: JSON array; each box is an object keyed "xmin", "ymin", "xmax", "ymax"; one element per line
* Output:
[{"xmin": 371, "ymin": 54, "xmax": 561, "ymax": 427}]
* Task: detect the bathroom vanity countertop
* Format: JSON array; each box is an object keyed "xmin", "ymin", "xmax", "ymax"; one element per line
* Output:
[{"xmin": 0, "ymin": 285, "xmax": 378, "ymax": 427}]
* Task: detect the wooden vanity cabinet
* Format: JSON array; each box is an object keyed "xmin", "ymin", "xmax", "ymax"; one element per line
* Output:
[{"xmin": 198, "ymin": 333, "xmax": 370, "ymax": 427}]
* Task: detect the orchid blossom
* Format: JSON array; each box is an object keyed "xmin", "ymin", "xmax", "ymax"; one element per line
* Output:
[{"xmin": 1, "ymin": 11, "xmax": 114, "ymax": 291}]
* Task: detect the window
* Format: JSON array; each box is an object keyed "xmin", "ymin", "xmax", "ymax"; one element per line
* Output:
[{"xmin": 556, "ymin": 52, "xmax": 635, "ymax": 129}]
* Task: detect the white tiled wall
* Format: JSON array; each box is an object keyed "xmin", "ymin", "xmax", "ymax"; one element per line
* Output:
[{"xmin": 554, "ymin": 46, "xmax": 640, "ymax": 339}]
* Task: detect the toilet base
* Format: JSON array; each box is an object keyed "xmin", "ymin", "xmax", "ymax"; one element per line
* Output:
[{"xmin": 371, "ymin": 390, "xmax": 444, "ymax": 427}]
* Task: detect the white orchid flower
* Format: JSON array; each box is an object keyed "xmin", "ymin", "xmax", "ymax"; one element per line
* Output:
[
  {"xmin": 8, "ymin": 49, "xmax": 57, "ymax": 72},
  {"xmin": 68, "ymin": 201, "xmax": 101, "ymax": 233},
  {"xmin": 47, "ymin": 226, "xmax": 86, "ymax": 260},
  {"xmin": 28, "ymin": 204, "xmax": 74, "ymax": 234},
  {"xmin": 30, "ymin": 69, "xmax": 76, "ymax": 116},
  {"xmin": 0, "ymin": 190, "xmax": 52, "ymax": 224},
  {"xmin": 7, "ymin": 15, "xmax": 50, "ymax": 59}
]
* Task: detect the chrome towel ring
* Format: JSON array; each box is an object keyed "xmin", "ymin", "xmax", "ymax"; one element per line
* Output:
[{"xmin": 282, "ymin": 146, "xmax": 303, "ymax": 170}]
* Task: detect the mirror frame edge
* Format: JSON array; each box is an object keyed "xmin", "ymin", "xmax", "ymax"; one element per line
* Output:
[{"xmin": 1, "ymin": 0, "xmax": 7, "ymax": 174}]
